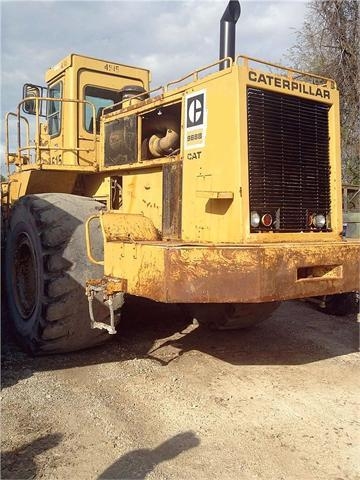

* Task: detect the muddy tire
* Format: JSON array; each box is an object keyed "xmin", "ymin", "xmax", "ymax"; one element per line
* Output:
[
  {"xmin": 187, "ymin": 302, "xmax": 280, "ymax": 330},
  {"xmin": 5, "ymin": 193, "xmax": 121, "ymax": 355},
  {"xmin": 323, "ymin": 292, "xmax": 359, "ymax": 316}
]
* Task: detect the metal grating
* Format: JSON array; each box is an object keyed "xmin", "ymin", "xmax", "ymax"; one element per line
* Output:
[
  {"xmin": 104, "ymin": 115, "xmax": 137, "ymax": 167},
  {"xmin": 247, "ymin": 87, "xmax": 331, "ymax": 232}
]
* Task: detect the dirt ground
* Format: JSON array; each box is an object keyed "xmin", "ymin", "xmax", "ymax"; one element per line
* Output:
[{"xmin": 1, "ymin": 299, "xmax": 359, "ymax": 480}]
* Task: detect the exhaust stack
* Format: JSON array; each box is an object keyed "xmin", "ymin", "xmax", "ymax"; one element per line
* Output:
[{"xmin": 219, "ymin": 0, "xmax": 241, "ymax": 70}]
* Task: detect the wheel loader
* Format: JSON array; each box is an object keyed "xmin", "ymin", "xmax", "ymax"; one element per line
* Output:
[{"xmin": 2, "ymin": 1, "xmax": 359, "ymax": 354}]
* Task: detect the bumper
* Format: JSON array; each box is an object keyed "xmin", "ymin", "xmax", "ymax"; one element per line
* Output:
[{"xmin": 104, "ymin": 240, "xmax": 360, "ymax": 303}]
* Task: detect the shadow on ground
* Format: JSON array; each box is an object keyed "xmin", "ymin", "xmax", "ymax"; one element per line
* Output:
[
  {"xmin": 2, "ymin": 296, "xmax": 359, "ymax": 389},
  {"xmin": 1, "ymin": 433, "xmax": 62, "ymax": 480},
  {"xmin": 98, "ymin": 431, "xmax": 200, "ymax": 480}
]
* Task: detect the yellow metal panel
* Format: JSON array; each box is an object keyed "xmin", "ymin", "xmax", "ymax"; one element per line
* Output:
[
  {"xmin": 327, "ymin": 95, "xmax": 343, "ymax": 236},
  {"xmin": 45, "ymin": 53, "xmax": 149, "ymax": 85},
  {"xmin": 101, "ymin": 211, "xmax": 160, "ymax": 241},
  {"xmin": 181, "ymin": 68, "xmax": 242, "ymax": 243},
  {"xmin": 7, "ymin": 170, "xmax": 78, "ymax": 203},
  {"xmin": 81, "ymin": 174, "xmax": 111, "ymax": 202},
  {"xmin": 103, "ymin": 240, "xmax": 360, "ymax": 303},
  {"xmin": 243, "ymin": 66, "xmax": 336, "ymax": 103},
  {"xmin": 122, "ymin": 169, "xmax": 163, "ymax": 232},
  {"xmin": 196, "ymin": 191, "xmax": 234, "ymax": 199},
  {"xmin": 104, "ymin": 242, "xmax": 166, "ymax": 300},
  {"xmin": 45, "ymin": 54, "xmax": 72, "ymax": 83},
  {"xmin": 64, "ymin": 66, "xmax": 78, "ymax": 166}
]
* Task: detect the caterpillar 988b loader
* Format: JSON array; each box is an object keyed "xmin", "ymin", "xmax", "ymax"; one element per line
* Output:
[{"xmin": 3, "ymin": 1, "xmax": 359, "ymax": 354}]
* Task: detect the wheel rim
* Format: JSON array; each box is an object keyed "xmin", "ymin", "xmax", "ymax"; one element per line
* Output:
[{"xmin": 12, "ymin": 232, "xmax": 38, "ymax": 320}]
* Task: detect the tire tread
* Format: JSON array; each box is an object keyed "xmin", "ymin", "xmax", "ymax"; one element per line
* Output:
[{"xmin": 6, "ymin": 193, "xmax": 117, "ymax": 354}]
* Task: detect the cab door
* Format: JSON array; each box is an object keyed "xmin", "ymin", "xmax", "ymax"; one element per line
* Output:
[
  {"xmin": 46, "ymin": 78, "xmax": 67, "ymax": 164},
  {"xmin": 78, "ymin": 70, "xmax": 132, "ymax": 167}
]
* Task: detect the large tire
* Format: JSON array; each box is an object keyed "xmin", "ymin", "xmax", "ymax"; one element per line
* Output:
[
  {"xmin": 187, "ymin": 302, "xmax": 280, "ymax": 330},
  {"xmin": 5, "ymin": 193, "xmax": 121, "ymax": 354}
]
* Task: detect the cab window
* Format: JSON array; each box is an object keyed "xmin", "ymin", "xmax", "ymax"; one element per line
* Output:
[
  {"xmin": 84, "ymin": 86, "xmax": 122, "ymax": 134},
  {"xmin": 47, "ymin": 81, "xmax": 62, "ymax": 137}
]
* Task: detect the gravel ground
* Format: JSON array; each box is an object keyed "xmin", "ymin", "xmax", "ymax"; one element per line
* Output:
[{"xmin": 1, "ymin": 299, "xmax": 359, "ymax": 480}]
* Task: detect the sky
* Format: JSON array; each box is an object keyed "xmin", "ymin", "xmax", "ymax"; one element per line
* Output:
[{"xmin": 0, "ymin": 0, "xmax": 309, "ymax": 160}]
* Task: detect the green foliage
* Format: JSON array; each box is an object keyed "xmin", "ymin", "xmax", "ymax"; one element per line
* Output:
[{"xmin": 287, "ymin": 0, "xmax": 359, "ymax": 184}]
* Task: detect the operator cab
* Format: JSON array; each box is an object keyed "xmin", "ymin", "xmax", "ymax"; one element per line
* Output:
[{"xmin": 20, "ymin": 53, "xmax": 150, "ymax": 167}]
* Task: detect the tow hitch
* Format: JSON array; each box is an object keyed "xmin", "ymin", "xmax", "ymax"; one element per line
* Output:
[{"xmin": 86, "ymin": 278, "xmax": 126, "ymax": 335}]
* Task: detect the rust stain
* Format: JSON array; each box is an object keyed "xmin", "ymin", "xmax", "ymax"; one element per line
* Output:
[
  {"xmin": 163, "ymin": 242, "xmax": 359, "ymax": 303},
  {"xmin": 132, "ymin": 254, "xmax": 166, "ymax": 301},
  {"xmin": 165, "ymin": 248, "xmax": 261, "ymax": 303},
  {"xmin": 86, "ymin": 277, "xmax": 127, "ymax": 295},
  {"xmin": 102, "ymin": 241, "xmax": 360, "ymax": 304}
]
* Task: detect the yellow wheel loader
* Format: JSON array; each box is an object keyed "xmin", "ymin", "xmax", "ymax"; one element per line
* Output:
[{"xmin": 2, "ymin": 1, "xmax": 359, "ymax": 354}]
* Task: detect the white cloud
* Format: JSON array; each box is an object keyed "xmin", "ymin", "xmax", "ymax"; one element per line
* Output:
[{"xmin": 1, "ymin": 0, "xmax": 308, "ymax": 116}]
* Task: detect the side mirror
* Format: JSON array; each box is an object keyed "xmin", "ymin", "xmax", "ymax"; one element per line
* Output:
[{"xmin": 22, "ymin": 83, "xmax": 46, "ymax": 116}]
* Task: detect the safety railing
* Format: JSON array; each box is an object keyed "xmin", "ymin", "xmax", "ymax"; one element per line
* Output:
[
  {"xmin": 165, "ymin": 57, "xmax": 233, "ymax": 91},
  {"xmin": 5, "ymin": 112, "xmax": 30, "ymax": 177},
  {"xmin": 237, "ymin": 55, "xmax": 336, "ymax": 88},
  {"xmin": 85, "ymin": 213, "xmax": 104, "ymax": 265},
  {"xmin": 102, "ymin": 86, "xmax": 165, "ymax": 115},
  {"xmin": 102, "ymin": 57, "xmax": 234, "ymax": 117},
  {"xmin": 5, "ymin": 97, "xmax": 97, "ymax": 171},
  {"xmin": 99, "ymin": 54, "xmax": 335, "ymax": 123}
]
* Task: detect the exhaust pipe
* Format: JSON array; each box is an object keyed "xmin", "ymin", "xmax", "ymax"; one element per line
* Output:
[{"xmin": 219, "ymin": 0, "xmax": 241, "ymax": 70}]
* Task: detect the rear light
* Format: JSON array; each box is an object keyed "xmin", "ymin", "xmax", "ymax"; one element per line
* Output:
[{"xmin": 261, "ymin": 213, "xmax": 273, "ymax": 227}]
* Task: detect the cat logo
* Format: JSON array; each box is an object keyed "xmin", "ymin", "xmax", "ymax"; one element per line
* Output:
[
  {"xmin": 185, "ymin": 90, "xmax": 207, "ymax": 150},
  {"xmin": 187, "ymin": 93, "xmax": 204, "ymax": 127}
]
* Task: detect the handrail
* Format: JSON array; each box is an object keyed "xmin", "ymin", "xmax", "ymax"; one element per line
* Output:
[
  {"xmin": 165, "ymin": 57, "xmax": 233, "ymax": 91},
  {"xmin": 102, "ymin": 85, "xmax": 165, "ymax": 115},
  {"xmin": 237, "ymin": 54, "xmax": 336, "ymax": 87},
  {"xmin": 16, "ymin": 146, "xmax": 97, "ymax": 167},
  {"xmin": 5, "ymin": 112, "xmax": 30, "ymax": 176},
  {"xmin": 103, "ymin": 57, "xmax": 234, "ymax": 116},
  {"xmin": 105, "ymin": 54, "xmax": 328, "ymax": 120},
  {"xmin": 85, "ymin": 214, "xmax": 104, "ymax": 265},
  {"xmin": 12, "ymin": 97, "xmax": 97, "ymax": 170}
]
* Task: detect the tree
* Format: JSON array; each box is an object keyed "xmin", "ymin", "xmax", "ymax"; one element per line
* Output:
[{"xmin": 287, "ymin": 0, "xmax": 359, "ymax": 184}]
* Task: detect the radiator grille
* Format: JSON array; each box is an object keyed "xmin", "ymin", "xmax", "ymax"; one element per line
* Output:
[{"xmin": 247, "ymin": 87, "xmax": 331, "ymax": 232}]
